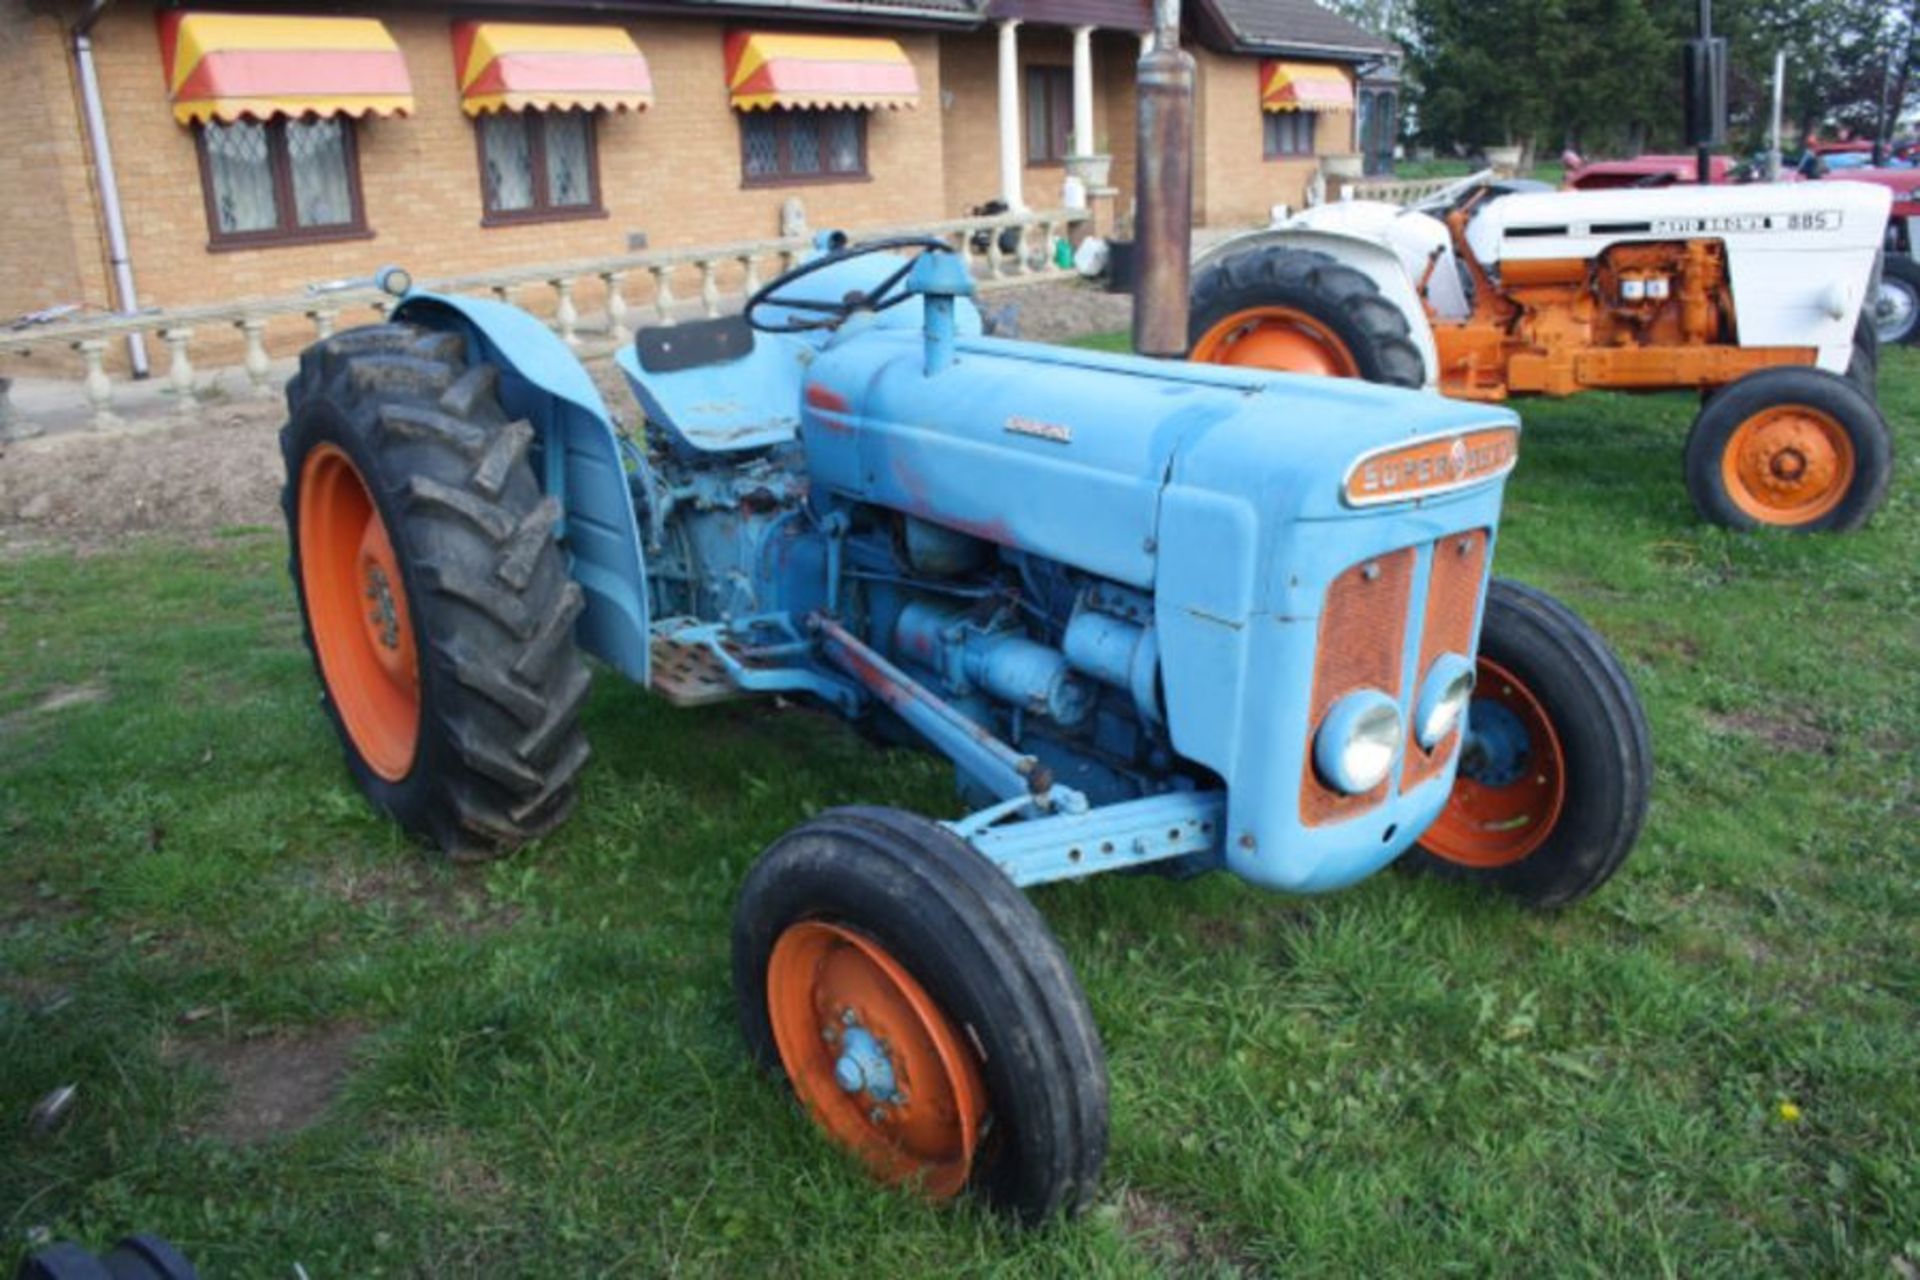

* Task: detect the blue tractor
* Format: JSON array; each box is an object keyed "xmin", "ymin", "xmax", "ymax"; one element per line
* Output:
[{"xmin": 280, "ymin": 235, "xmax": 1650, "ymax": 1223}]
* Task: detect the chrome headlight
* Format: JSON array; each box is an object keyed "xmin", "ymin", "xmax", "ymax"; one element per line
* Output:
[
  {"xmin": 1414, "ymin": 654, "xmax": 1476, "ymax": 750},
  {"xmin": 1314, "ymin": 690, "xmax": 1403, "ymax": 794}
]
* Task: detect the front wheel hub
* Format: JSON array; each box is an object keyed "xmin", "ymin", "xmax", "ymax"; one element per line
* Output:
[
  {"xmin": 1421, "ymin": 657, "xmax": 1566, "ymax": 868},
  {"xmin": 831, "ymin": 1020, "xmax": 900, "ymax": 1103},
  {"xmin": 1721, "ymin": 404, "xmax": 1854, "ymax": 526},
  {"xmin": 766, "ymin": 921, "xmax": 985, "ymax": 1197}
]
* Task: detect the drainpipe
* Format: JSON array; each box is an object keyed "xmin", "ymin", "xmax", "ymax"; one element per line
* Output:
[{"xmin": 72, "ymin": 0, "xmax": 148, "ymax": 377}]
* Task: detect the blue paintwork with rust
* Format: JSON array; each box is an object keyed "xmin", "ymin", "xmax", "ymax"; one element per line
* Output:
[{"xmin": 394, "ymin": 238, "xmax": 1518, "ymax": 897}]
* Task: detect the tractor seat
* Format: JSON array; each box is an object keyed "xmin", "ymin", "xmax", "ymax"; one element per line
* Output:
[
  {"xmin": 633, "ymin": 315, "xmax": 755, "ymax": 373},
  {"xmin": 617, "ymin": 315, "xmax": 802, "ymax": 457}
]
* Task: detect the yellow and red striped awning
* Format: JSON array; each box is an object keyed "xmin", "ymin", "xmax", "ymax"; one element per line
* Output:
[
  {"xmin": 453, "ymin": 22, "xmax": 654, "ymax": 116},
  {"xmin": 1260, "ymin": 60, "xmax": 1354, "ymax": 113},
  {"xmin": 725, "ymin": 31, "xmax": 919, "ymax": 112},
  {"xmin": 159, "ymin": 12, "xmax": 414, "ymax": 125}
]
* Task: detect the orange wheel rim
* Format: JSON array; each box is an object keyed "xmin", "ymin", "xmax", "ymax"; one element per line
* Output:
[
  {"xmin": 1720, "ymin": 404, "xmax": 1854, "ymax": 526},
  {"xmin": 1421, "ymin": 657, "xmax": 1565, "ymax": 869},
  {"xmin": 1191, "ymin": 306, "xmax": 1360, "ymax": 376},
  {"xmin": 766, "ymin": 921, "xmax": 986, "ymax": 1199},
  {"xmin": 297, "ymin": 443, "xmax": 420, "ymax": 782}
]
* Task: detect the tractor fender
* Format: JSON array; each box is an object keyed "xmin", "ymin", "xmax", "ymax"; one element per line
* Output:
[
  {"xmin": 393, "ymin": 292, "xmax": 652, "ymax": 683},
  {"xmin": 1195, "ymin": 226, "xmax": 1443, "ymax": 390}
]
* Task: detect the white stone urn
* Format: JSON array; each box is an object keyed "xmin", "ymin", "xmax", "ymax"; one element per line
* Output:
[
  {"xmin": 1319, "ymin": 152, "xmax": 1365, "ymax": 179},
  {"xmin": 1066, "ymin": 153, "xmax": 1114, "ymax": 190}
]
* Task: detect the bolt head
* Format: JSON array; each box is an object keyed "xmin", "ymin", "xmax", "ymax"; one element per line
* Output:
[
  {"xmin": 841, "ymin": 1008, "xmax": 858, "ymax": 1026},
  {"xmin": 868, "ymin": 1106, "xmax": 887, "ymax": 1125},
  {"xmin": 821, "ymin": 1025, "xmax": 839, "ymax": 1043}
]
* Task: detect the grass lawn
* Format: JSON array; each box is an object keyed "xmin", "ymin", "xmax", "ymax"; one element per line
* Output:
[{"xmin": 3, "ymin": 346, "xmax": 1917, "ymax": 1278}]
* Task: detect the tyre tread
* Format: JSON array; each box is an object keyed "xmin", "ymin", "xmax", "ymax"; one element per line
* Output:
[{"xmin": 280, "ymin": 322, "xmax": 590, "ymax": 860}]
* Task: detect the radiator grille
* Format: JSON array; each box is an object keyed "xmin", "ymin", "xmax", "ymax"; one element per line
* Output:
[
  {"xmin": 1300, "ymin": 548, "xmax": 1414, "ymax": 827},
  {"xmin": 1401, "ymin": 529, "xmax": 1489, "ymax": 791}
]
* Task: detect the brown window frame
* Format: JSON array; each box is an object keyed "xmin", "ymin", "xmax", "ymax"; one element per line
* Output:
[
  {"xmin": 193, "ymin": 116, "xmax": 372, "ymax": 252},
  {"xmin": 738, "ymin": 108, "xmax": 871, "ymax": 188},
  {"xmin": 475, "ymin": 109, "xmax": 608, "ymax": 228},
  {"xmin": 1263, "ymin": 110, "xmax": 1318, "ymax": 159},
  {"xmin": 1024, "ymin": 65, "xmax": 1073, "ymax": 166}
]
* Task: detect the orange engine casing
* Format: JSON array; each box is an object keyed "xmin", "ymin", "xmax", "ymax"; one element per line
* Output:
[{"xmin": 1430, "ymin": 228, "xmax": 1816, "ymax": 401}]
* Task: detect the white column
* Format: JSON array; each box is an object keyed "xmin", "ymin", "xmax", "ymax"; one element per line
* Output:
[
  {"xmin": 1071, "ymin": 26, "xmax": 1095, "ymax": 158},
  {"xmin": 997, "ymin": 19, "xmax": 1025, "ymax": 211}
]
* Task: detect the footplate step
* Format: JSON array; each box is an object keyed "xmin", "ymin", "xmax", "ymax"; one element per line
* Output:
[{"xmin": 650, "ymin": 634, "xmax": 749, "ymax": 707}]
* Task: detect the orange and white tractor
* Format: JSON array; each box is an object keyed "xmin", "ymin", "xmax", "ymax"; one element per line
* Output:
[{"xmin": 1187, "ymin": 176, "xmax": 1895, "ymax": 532}]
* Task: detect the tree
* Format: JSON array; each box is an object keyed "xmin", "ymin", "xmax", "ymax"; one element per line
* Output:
[{"xmin": 1406, "ymin": 0, "xmax": 1920, "ymax": 160}]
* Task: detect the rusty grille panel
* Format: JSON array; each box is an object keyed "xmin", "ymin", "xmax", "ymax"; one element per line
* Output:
[
  {"xmin": 1402, "ymin": 529, "xmax": 1490, "ymax": 790},
  {"xmin": 1300, "ymin": 548, "xmax": 1415, "ymax": 827}
]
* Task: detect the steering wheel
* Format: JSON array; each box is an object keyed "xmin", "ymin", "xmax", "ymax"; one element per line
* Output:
[{"xmin": 744, "ymin": 235, "xmax": 956, "ymax": 334}]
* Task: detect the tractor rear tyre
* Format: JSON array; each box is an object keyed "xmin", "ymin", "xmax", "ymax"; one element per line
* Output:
[
  {"xmin": 281, "ymin": 323, "xmax": 591, "ymax": 859},
  {"xmin": 1404, "ymin": 580, "xmax": 1651, "ymax": 909},
  {"xmin": 733, "ymin": 807, "xmax": 1108, "ymax": 1224},
  {"xmin": 1872, "ymin": 253, "xmax": 1920, "ymax": 346},
  {"xmin": 1188, "ymin": 246, "xmax": 1424, "ymax": 387},
  {"xmin": 1683, "ymin": 366, "xmax": 1892, "ymax": 532}
]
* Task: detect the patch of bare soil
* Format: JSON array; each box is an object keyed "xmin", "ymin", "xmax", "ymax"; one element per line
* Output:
[
  {"xmin": 174, "ymin": 1022, "xmax": 367, "ymax": 1144},
  {"xmin": 0, "ymin": 402, "xmax": 286, "ymax": 554},
  {"xmin": 1708, "ymin": 709, "xmax": 1835, "ymax": 756},
  {"xmin": 1117, "ymin": 1188, "xmax": 1258, "ymax": 1276},
  {"xmin": 982, "ymin": 278, "xmax": 1133, "ymax": 344}
]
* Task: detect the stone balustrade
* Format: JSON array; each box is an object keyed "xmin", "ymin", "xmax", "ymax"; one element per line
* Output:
[
  {"xmin": 0, "ymin": 207, "xmax": 1086, "ymax": 438},
  {"xmin": 1332, "ymin": 168, "xmax": 1497, "ymax": 208}
]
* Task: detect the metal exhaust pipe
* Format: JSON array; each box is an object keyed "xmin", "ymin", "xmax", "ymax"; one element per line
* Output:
[{"xmin": 1130, "ymin": 0, "xmax": 1195, "ymax": 358}]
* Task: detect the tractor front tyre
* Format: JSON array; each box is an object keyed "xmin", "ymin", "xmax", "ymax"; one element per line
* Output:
[
  {"xmin": 1405, "ymin": 580, "xmax": 1652, "ymax": 909},
  {"xmin": 281, "ymin": 323, "xmax": 591, "ymax": 860},
  {"xmin": 733, "ymin": 807, "xmax": 1108, "ymax": 1225},
  {"xmin": 1871, "ymin": 253, "xmax": 1920, "ymax": 346},
  {"xmin": 1187, "ymin": 246, "xmax": 1425, "ymax": 387},
  {"xmin": 1683, "ymin": 367, "xmax": 1892, "ymax": 533}
]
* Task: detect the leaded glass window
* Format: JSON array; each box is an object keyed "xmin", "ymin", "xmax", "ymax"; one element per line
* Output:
[
  {"xmin": 480, "ymin": 114, "xmax": 536, "ymax": 213},
  {"xmin": 204, "ymin": 121, "xmax": 279, "ymax": 235},
  {"xmin": 739, "ymin": 109, "xmax": 867, "ymax": 184},
  {"xmin": 545, "ymin": 113, "xmax": 593, "ymax": 207},
  {"xmin": 742, "ymin": 115, "xmax": 780, "ymax": 178},
  {"xmin": 477, "ymin": 110, "xmax": 601, "ymax": 222},
  {"xmin": 788, "ymin": 115, "xmax": 822, "ymax": 175},
  {"xmin": 823, "ymin": 113, "xmax": 862, "ymax": 174},
  {"xmin": 286, "ymin": 119, "xmax": 354, "ymax": 227},
  {"xmin": 197, "ymin": 116, "xmax": 366, "ymax": 246}
]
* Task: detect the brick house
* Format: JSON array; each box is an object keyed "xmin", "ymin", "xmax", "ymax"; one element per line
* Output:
[{"xmin": 0, "ymin": 0, "xmax": 1395, "ymax": 328}]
